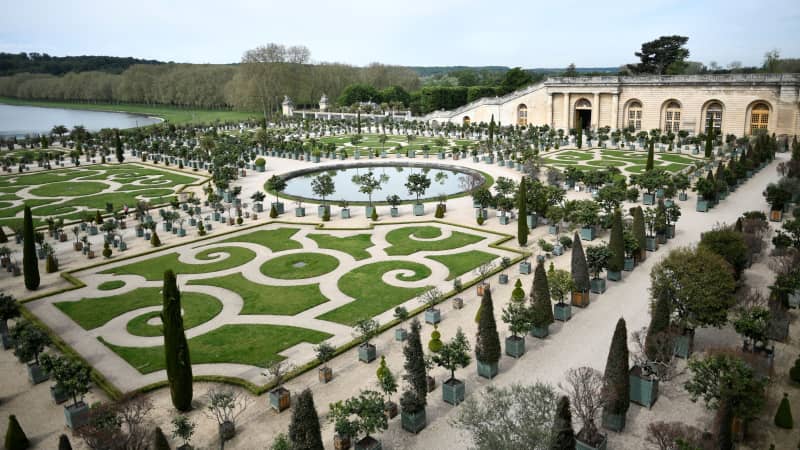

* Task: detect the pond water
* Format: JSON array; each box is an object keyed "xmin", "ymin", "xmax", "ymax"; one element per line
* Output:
[
  {"xmin": 0, "ymin": 104, "xmax": 161, "ymax": 137},
  {"xmin": 283, "ymin": 164, "xmax": 479, "ymax": 203}
]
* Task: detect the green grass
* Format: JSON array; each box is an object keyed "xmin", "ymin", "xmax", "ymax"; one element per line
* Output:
[
  {"xmin": 97, "ymin": 280, "xmax": 126, "ymax": 291},
  {"xmin": 384, "ymin": 226, "xmax": 484, "ymax": 256},
  {"xmin": 260, "ymin": 252, "xmax": 339, "ymax": 279},
  {"xmin": 427, "ymin": 250, "xmax": 498, "ymax": 281},
  {"xmin": 188, "ymin": 273, "xmax": 329, "ymax": 315},
  {"xmin": 318, "ymin": 261, "xmax": 433, "ymax": 325},
  {"xmin": 307, "ymin": 233, "xmax": 373, "ymax": 260},
  {"xmin": 103, "ymin": 324, "xmax": 332, "ymax": 374},
  {"xmin": 0, "ymin": 97, "xmax": 259, "ymax": 125},
  {"xmin": 101, "ymin": 246, "xmax": 257, "ymax": 281},
  {"xmin": 28, "ymin": 181, "xmax": 109, "ymax": 197},
  {"xmin": 220, "ymin": 227, "xmax": 302, "ymax": 252},
  {"xmin": 126, "ymin": 293, "xmax": 223, "ymax": 337}
]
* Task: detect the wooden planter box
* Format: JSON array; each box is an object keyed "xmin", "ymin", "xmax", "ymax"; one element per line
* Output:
[
  {"xmin": 355, "ymin": 436, "xmax": 382, "ymax": 450},
  {"xmin": 442, "ymin": 378, "xmax": 466, "ymax": 405},
  {"xmin": 384, "ymin": 401, "xmax": 398, "ymax": 420},
  {"xmin": 602, "ymin": 409, "xmax": 627, "ymax": 432},
  {"xmin": 426, "ymin": 375, "xmax": 436, "ymax": 393},
  {"xmin": 623, "ymin": 257, "xmax": 635, "ymax": 271},
  {"xmin": 269, "ymin": 387, "xmax": 291, "ymax": 412},
  {"xmin": 334, "ymin": 434, "xmax": 352, "ymax": 450},
  {"xmin": 64, "ymin": 401, "xmax": 90, "ymax": 430},
  {"xmin": 319, "ymin": 367, "xmax": 333, "ymax": 383},
  {"xmin": 424, "ymin": 308, "xmax": 441, "ymax": 325},
  {"xmin": 476, "ymin": 282, "xmax": 489, "ymax": 297},
  {"xmin": 50, "ymin": 384, "xmax": 69, "ymax": 404},
  {"xmin": 580, "ymin": 226, "xmax": 596, "ymax": 241},
  {"xmin": 395, "ymin": 328, "xmax": 407, "ymax": 341},
  {"xmin": 607, "ymin": 270, "xmax": 621, "ymax": 282},
  {"xmin": 629, "ymin": 366, "xmax": 658, "ymax": 408},
  {"xmin": 358, "ymin": 343, "xmax": 377, "ymax": 363},
  {"xmin": 519, "ymin": 261, "xmax": 532, "ymax": 274},
  {"xmin": 576, "ymin": 432, "xmax": 607, "ymax": 450},
  {"xmin": 572, "ymin": 290, "xmax": 590, "ymax": 308},
  {"xmin": 590, "ymin": 278, "xmax": 606, "ymax": 294},
  {"xmin": 413, "ymin": 204, "xmax": 425, "ymax": 216},
  {"xmin": 530, "ymin": 325, "xmax": 549, "ymax": 338},
  {"xmin": 27, "ymin": 362, "xmax": 49, "ymax": 384},
  {"xmin": 769, "ymin": 210, "xmax": 783, "ymax": 222},
  {"xmin": 673, "ymin": 329, "xmax": 694, "ymax": 359},
  {"xmin": 401, "ymin": 409, "xmax": 427, "ymax": 434},
  {"xmin": 645, "ymin": 237, "xmax": 658, "ymax": 252},
  {"xmin": 553, "ymin": 303, "xmax": 572, "ymax": 321},
  {"xmin": 505, "ymin": 335, "xmax": 526, "ymax": 358},
  {"xmin": 477, "ymin": 360, "xmax": 499, "ymax": 379}
]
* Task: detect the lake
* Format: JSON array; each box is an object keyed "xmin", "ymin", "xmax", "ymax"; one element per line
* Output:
[{"xmin": 0, "ymin": 103, "xmax": 162, "ymax": 137}]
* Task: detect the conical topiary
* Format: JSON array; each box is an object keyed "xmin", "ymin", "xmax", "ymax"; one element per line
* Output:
[
  {"xmin": 530, "ymin": 260, "xmax": 554, "ymax": 328},
  {"xmin": 288, "ymin": 388, "xmax": 324, "ymax": 450},
  {"xmin": 58, "ymin": 434, "xmax": 73, "ymax": 450},
  {"xmin": 22, "ymin": 205, "xmax": 39, "ymax": 291},
  {"xmin": 151, "ymin": 230, "xmax": 161, "ymax": 247},
  {"xmin": 153, "ymin": 426, "xmax": 171, "ymax": 450},
  {"xmin": 632, "ymin": 206, "xmax": 646, "ymax": 261},
  {"xmin": 775, "ymin": 392, "xmax": 794, "ymax": 429},
  {"xmin": 4, "ymin": 415, "xmax": 29, "ymax": 450},
  {"xmin": 162, "ymin": 270, "xmax": 193, "ymax": 411},
  {"xmin": 603, "ymin": 318, "xmax": 630, "ymax": 421},
  {"xmin": 403, "ymin": 318, "xmax": 427, "ymax": 407},
  {"xmin": 645, "ymin": 290, "xmax": 672, "ymax": 361},
  {"xmin": 511, "ymin": 279, "xmax": 525, "ymax": 302},
  {"xmin": 646, "ymin": 141, "xmax": 655, "ymax": 171},
  {"xmin": 475, "ymin": 288, "xmax": 501, "ymax": 365},
  {"xmin": 570, "ymin": 232, "xmax": 590, "ymax": 293},
  {"xmin": 428, "ymin": 325, "xmax": 443, "ymax": 353},
  {"xmin": 608, "ymin": 209, "xmax": 624, "ymax": 273},
  {"xmin": 790, "ymin": 354, "xmax": 800, "ymax": 384},
  {"xmin": 550, "ymin": 395, "xmax": 576, "ymax": 450},
  {"xmin": 517, "ymin": 176, "xmax": 529, "ymax": 246},
  {"xmin": 270, "ymin": 203, "xmax": 278, "ymax": 218}
]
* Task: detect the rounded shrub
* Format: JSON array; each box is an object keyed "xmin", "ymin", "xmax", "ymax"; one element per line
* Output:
[{"xmin": 428, "ymin": 326, "xmax": 443, "ymax": 353}]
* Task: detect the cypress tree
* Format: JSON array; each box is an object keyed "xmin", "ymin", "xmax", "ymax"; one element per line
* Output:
[
  {"xmin": 603, "ymin": 318, "xmax": 630, "ymax": 421},
  {"xmin": 576, "ymin": 116, "xmax": 583, "ymax": 149},
  {"xmin": 475, "ymin": 288, "xmax": 501, "ymax": 365},
  {"xmin": 632, "ymin": 207, "xmax": 646, "ymax": 262},
  {"xmin": 22, "ymin": 205, "xmax": 39, "ymax": 291},
  {"xmin": 517, "ymin": 176, "xmax": 529, "ymax": 246},
  {"xmin": 571, "ymin": 231, "xmax": 590, "ymax": 293},
  {"xmin": 607, "ymin": 209, "xmax": 624, "ymax": 273},
  {"xmin": 550, "ymin": 396, "xmax": 576, "ymax": 450},
  {"xmin": 403, "ymin": 318, "xmax": 427, "ymax": 406},
  {"xmin": 152, "ymin": 427, "xmax": 171, "ymax": 450},
  {"xmin": 289, "ymin": 388, "xmax": 324, "ymax": 450},
  {"xmin": 645, "ymin": 290, "xmax": 671, "ymax": 361},
  {"xmin": 162, "ymin": 270, "xmax": 193, "ymax": 411},
  {"xmin": 114, "ymin": 130, "xmax": 124, "ymax": 164},
  {"xmin": 774, "ymin": 392, "xmax": 794, "ymax": 429},
  {"xmin": 645, "ymin": 141, "xmax": 655, "ymax": 172},
  {"xmin": 705, "ymin": 129, "xmax": 714, "ymax": 158},
  {"xmin": 58, "ymin": 434, "xmax": 73, "ymax": 450},
  {"xmin": 531, "ymin": 260, "xmax": 554, "ymax": 327},
  {"xmin": 489, "ymin": 115, "xmax": 495, "ymax": 145},
  {"xmin": 4, "ymin": 415, "xmax": 29, "ymax": 450}
]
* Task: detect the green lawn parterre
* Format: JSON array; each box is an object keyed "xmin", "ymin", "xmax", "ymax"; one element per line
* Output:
[
  {"xmin": 260, "ymin": 252, "xmax": 340, "ymax": 279},
  {"xmin": 385, "ymin": 225, "xmax": 485, "ymax": 255},
  {"xmin": 307, "ymin": 233, "xmax": 374, "ymax": 260},
  {"xmin": 540, "ymin": 148, "xmax": 705, "ymax": 176}
]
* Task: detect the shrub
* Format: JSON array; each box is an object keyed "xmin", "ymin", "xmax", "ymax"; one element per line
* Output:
[
  {"xmin": 428, "ymin": 325, "xmax": 443, "ymax": 353},
  {"xmin": 236, "ymin": 216, "xmax": 243, "ymax": 225},
  {"xmin": 322, "ymin": 208, "xmax": 330, "ymax": 222},
  {"xmin": 790, "ymin": 354, "xmax": 800, "ymax": 383},
  {"xmin": 476, "ymin": 215, "xmax": 485, "ymax": 226},
  {"xmin": 559, "ymin": 235, "xmax": 573, "ymax": 249},
  {"xmin": 289, "ymin": 389, "xmax": 323, "ymax": 449},
  {"xmin": 198, "ymin": 222, "xmax": 206, "ymax": 236},
  {"xmin": 371, "ymin": 207, "xmax": 379, "ymax": 221},
  {"xmin": 4, "ymin": 415, "xmax": 29, "ymax": 450},
  {"xmin": 270, "ymin": 204, "xmax": 278, "ymax": 218},
  {"xmin": 102, "ymin": 242, "xmax": 112, "ymax": 258},
  {"xmin": 150, "ymin": 230, "xmax": 161, "ymax": 247},
  {"xmin": 774, "ymin": 392, "xmax": 794, "ymax": 429},
  {"xmin": 434, "ymin": 204, "xmax": 444, "ymax": 219},
  {"xmin": 475, "ymin": 288, "xmax": 501, "ymax": 365}
]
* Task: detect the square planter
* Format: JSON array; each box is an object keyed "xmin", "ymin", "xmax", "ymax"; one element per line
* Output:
[
  {"xmin": 50, "ymin": 384, "xmax": 69, "ymax": 404},
  {"xmin": 390, "ymin": 207, "xmax": 399, "ymax": 217},
  {"xmin": 477, "ymin": 360, "xmax": 498, "ymax": 379},
  {"xmin": 452, "ymin": 297, "xmax": 463, "ymax": 309},
  {"xmin": 499, "ymin": 214, "xmax": 510, "ymax": 225},
  {"xmin": 442, "ymin": 379, "xmax": 466, "ymax": 405},
  {"xmin": 679, "ymin": 192, "xmax": 688, "ymax": 201},
  {"xmin": 319, "ymin": 366, "xmax": 333, "ymax": 383},
  {"xmin": 358, "ymin": 343, "xmax": 377, "ymax": 363},
  {"xmin": 424, "ymin": 308, "xmax": 441, "ymax": 325},
  {"xmin": 272, "ymin": 202, "xmax": 285, "ymax": 215},
  {"xmin": 64, "ymin": 401, "xmax": 90, "ymax": 430},
  {"xmin": 401, "ymin": 409, "xmax": 427, "ymax": 434},
  {"xmin": 769, "ymin": 210, "xmax": 783, "ymax": 222},
  {"xmin": 572, "ymin": 290, "xmax": 590, "ymax": 308},
  {"xmin": 395, "ymin": 328, "xmax": 407, "ymax": 341},
  {"xmin": 28, "ymin": 362, "xmax": 49, "ymax": 384},
  {"xmin": 530, "ymin": 325, "xmax": 549, "ymax": 338},
  {"xmin": 552, "ymin": 244, "xmax": 563, "ymax": 256},
  {"xmin": 590, "ymin": 278, "xmax": 606, "ymax": 294},
  {"xmin": 643, "ymin": 193, "xmax": 655, "ymax": 205},
  {"xmin": 519, "ymin": 261, "xmax": 532, "ymax": 274},
  {"xmin": 553, "ymin": 303, "xmax": 572, "ymax": 321},
  {"xmin": 499, "ymin": 273, "xmax": 509, "ymax": 284},
  {"xmin": 365, "ymin": 206, "xmax": 375, "ymax": 217},
  {"xmin": 413, "ymin": 203, "xmax": 425, "ymax": 216},
  {"xmin": 384, "ymin": 400, "xmax": 398, "ymax": 420},
  {"xmin": 673, "ymin": 330, "xmax": 694, "ymax": 358},
  {"xmin": 696, "ymin": 199, "xmax": 708, "ymax": 212},
  {"xmin": 645, "ymin": 237, "xmax": 658, "ymax": 252},
  {"xmin": 318, "ymin": 205, "xmax": 329, "ymax": 217},
  {"xmin": 505, "ymin": 335, "xmax": 526, "ymax": 358},
  {"xmin": 527, "ymin": 213, "xmax": 538, "ymax": 228},
  {"xmin": 254, "ymin": 203, "xmax": 264, "ymax": 213},
  {"xmin": 355, "ymin": 436, "xmax": 382, "ymax": 450},
  {"xmin": 580, "ymin": 226, "xmax": 596, "ymax": 241},
  {"xmin": 629, "ymin": 366, "xmax": 659, "ymax": 409},
  {"xmin": 666, "ymin": 225, "xmax": 675, "ymax": 239},
  {"xmin": 269, "ymin": 387, "xmax": 291, "ymax": 412},
  {"xmin": 623, "ymin": 257, "xmax": 635, "ymax": 271},
  {"xmin": 607, "ymin": 270, "xmax": 621, "ymax": 281},
  {"xmin": 602, "ymin": 410, "xmax": 626, "ymax": 432},
  {"xmin": 548, "ymin": 224, "xmax": 559, "ymax": 235},
  {"xmin": 340, "ymin": 208, "xmax": 351, "ymax": 219},
  {"xmin": 295, "ymin": 207, "xmax": 306, "ymax": 217},
  {"xmin": 476, "ymin": 282, "xmax": 489, "ymax": 297}
]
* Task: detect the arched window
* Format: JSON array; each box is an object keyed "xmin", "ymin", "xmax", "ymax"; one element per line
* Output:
[
  {"xmin": 749, "ymin": 103, "xmax": 769, "ymax": 134},
  {"xmin": 627, "ymin": 101, "xmax": 642, "ymax": 131},
  {"xmin": 663, "ymin": 101, "xmax": 681, "ymax": 133},
  {"xmin": 463, "ymin": 116, "xmax": 471, "ymax": 126},
  {"xmin": 705, "ymin": 102, "xmax": 723, "ymax": 135},
  {"xmin": 575, "ymin": 98, "xmax": 591, "ymax": 109},
  {"xmin": 517, "ymin": 104, "xmax": 528, "ymax": 126}
]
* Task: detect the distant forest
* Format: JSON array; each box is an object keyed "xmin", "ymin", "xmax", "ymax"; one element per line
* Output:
[{"xmin": 0, "ymin": 52, "xmax": 163, "ymax": 76}]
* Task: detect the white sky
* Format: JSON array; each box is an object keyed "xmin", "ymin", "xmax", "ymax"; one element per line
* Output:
[{"xmin": 2, "ymin": 0, "xmax": 799, "ymax": 68}]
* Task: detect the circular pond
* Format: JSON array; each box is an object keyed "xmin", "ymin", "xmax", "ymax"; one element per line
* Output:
[{"xmin": 280, "ymin": 163, "xmax": 485, "ymax": 203}]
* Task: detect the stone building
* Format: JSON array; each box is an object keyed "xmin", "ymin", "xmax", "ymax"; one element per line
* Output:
[{"xmin": 424, "ymin": 74, "xmax": 800, "ymax": 137}]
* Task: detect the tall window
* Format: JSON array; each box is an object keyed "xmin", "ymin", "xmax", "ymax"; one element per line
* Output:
[
  {"xmin": 705, "ymin": 102, "xmax": 722, "ymax": 134},
  {"xmin": 750, "ymin": 103, "xmax": 769, "ymax": 134},
  {"xmin": 517, "ymin": 104, "xmax": 528, "ymax": 126},
  {"xmin": 627, "ymin": 101, "xmax": 642, "ymax": 131},
  {"xmin": 664, "ymin": 101, "xmax": 681, "ymax": 133}
]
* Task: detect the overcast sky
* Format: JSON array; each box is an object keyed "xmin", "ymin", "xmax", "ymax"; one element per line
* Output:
[{"xmin": 2, "ymin": 0, "xmax": 799, "ymax": 68}]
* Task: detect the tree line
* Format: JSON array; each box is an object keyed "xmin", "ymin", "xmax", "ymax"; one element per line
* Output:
[{"xmin": 0, "ymin": 52, "xmax": 163, "ymax": 76}]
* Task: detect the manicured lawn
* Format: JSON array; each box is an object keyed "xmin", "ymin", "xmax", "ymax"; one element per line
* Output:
[
  {"xmin": 28, "ymin": 181, "xmax": 109, "ymax": 197},
  {"xmin": 188, "ymin": 273, "xmax": 329, "ymax": 315},
  {"xmin": 101, "ymin": 246, "xmax": 257, "ymax": 281},
  {"xmin": 385, "ymin": 226, "xmax": 484, "ymax": 255},
  {"xmin": 427, "ymin": 250, "xmax": 498, "ymax": 281},
  {"xmin": 318, "ymin": 261, "xmax": 433, "ymax": 325},
  {"xmin": 260, "ymin": 252, "xmax": 339, "ymax": 279},
  {"xmin": 97, "ymin": 280, "xmax": 126, "ymax": 291},
  {"xmin": 307, "ymin": 233, "xmax": 373, "ymax": 260},
  {"xmin": 126, "ymin": 293, "xmax": 223, "ymax": 337},
  {"xmin": 102, "ymin": 324, "xmax": 332, "ymax": 374},
  {"xmin": 221, "ymin": 227, "xmax": 302, "ymax": 252}
]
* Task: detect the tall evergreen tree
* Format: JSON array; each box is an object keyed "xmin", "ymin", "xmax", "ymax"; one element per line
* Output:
[
  {"xmin": 475, "ymin": 288, "xmax": 501, "ymax": 365},
  {"xmin": 4, "ymin": 415, "xmax": 29, "ymax": 450},
  {"xmin": 645, "ymin": 141, "xmax": 655, "ymax": 171},
  {"xmin": 550, "ymin": 396, "xmax": 576, "ymax": 450},
  {"xmin": 531, "ymin": 260, "xmax": 555, "ymax": 326},
  {"xmin": 489, "ymin": 115, "xmax": 495, "ymax": 145},
  {"xmin": 603, "ymin": 318, "xmax": 630, "ymax": 422},
  {"xmin": 517, "ymin": 176, "xmax": 529, "ymax": 246},
  {"xmin": 58, "ymin": 434, "xmax": 73, "ymax": 450},
  {"xmin": 705, "ymin": 128, "xmax": 714, "ymax": 158},
  {"xmin": 152, "ymin": 427, "xmax": 171, "ymax": 450},
  {"xmin": 632, "ymin": 206, "xmax": 646, "ymax": 262},
  {"xmin": 571, "ymin": 231, "xmax": 590, "ymax": 293},
  {"xmin": 114, "ymin": 129, "xmax": 124, "ymax": 164},
  {"xmin": 607, "ymin": 209, "xmax": 625, "ymax": 273},
  {"xmin": 22, "ymin": 205, "xmax": 39, "ymax": 290},
  {"xmin": 162, "ymin": 270, "xmax": 193, "ymax": 411},
  {"xmin": 289, "ymin": 388, "xmax": 324, "ymax": 450},
  {"xmin": 403, "ymin": 318, "xmax": 427, "ymax": 406},
  {"xmin": 576, "ymin": 116, "xmax": 583, "ymax": 149},
  {"xmin": 645, "ymin": 290, "xmax": 671, "ymax": 361}
]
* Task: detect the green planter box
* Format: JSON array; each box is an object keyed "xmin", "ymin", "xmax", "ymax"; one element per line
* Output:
[
  {"xmin": 413, "ymin": 204, "xmax": 425, "ymax": 216},
  {"xmin": 477, "ymin": 360, "xmax": 499, "ymax": 379},
  {"xmin": 395, "ymin": 328, "xmax": 407, "ymax": 341},
  {"xmin": 401, "ymin": 409, "xmax": 427, "ymax": 434},
  {"xmin": 602, "ymin": 410, "xmax": 626, "ymax": 432},
  {"xmin": 390, "ymin": 207, "xmax": 399, "ymax": 217},
  {"xmin": 499, "ymin": 274, "xmax": 509, "ymax": 284},
  {"xmin": 295, "ymin": 207, "xmax": 306, "ymax": 217},
  {"xmin": 552, "ymin": 244, "xmax": 563, "ymax": 256},
  {"xmin": 318, "ymin": 205, "xmax": 329, "ymax": 217},
  {"xmin": 696, "ymin": 199, "xmax": 708, "ymax": 212},
  {"xmin": 519, "ymin": 261, "xmax": 532, "ymax": 274},
  {"xmin": 341, "ymin": 208, "xmax": 351, "ymax": 219},
  {"xmin": 643, "ymin": 193, "xmax": 655, "ymax": 205},
  {"xmin": 27, "ymin": 363, "xmax": 49, "ymax": 384},
  {"xmin": 590, "ymin": 278, "xmax": 606, "ymax": 294},
  {"xmin": 629, "ymin": 366, "xmax": 659, "ymax": 409},
  {"xmin": 499, "ymin": 214, "xmax": 510, "ymax": 225},
  {"xmin": 272, "ymin": 202, "xmax": 285, "ymax": 215},
  {"xmin": 679, "ymin": 192, "xmax": 688, "ymax": 201},
  {"xmin": 442, "ymin": 379, "xmax": 466, "ymax": 405},
  {"xmin": 623, "ymin": 258, "xmax": 635, "ymax": 272},
  {"xmin": 645, "ymin": 237, "xmax": 658, "ymax": 252},
  {"xmin": 580, "ymin": 226, "xmax": 596, "ymax": 241},
  {"xmin": 64, "ymin": 402, "xmax": 90, "ymax": 430},
  {"xmin": 607, "ymin": 270, "xmax": 621, "ymax": 281},
  {"xmin": 527, "ymin": 213, "xmax": 538, "ymax": 228},
  {"xmin": 576, "ymin": 432, "xmax": 607, "ymax": 450},
  {"xmin": 548, "ymin": 224, "xmax": 559, "ymax": 235},
  {"xmin": 50, "ymin": 384, "xmax": 69, "ymax": 404},
  {"xmin": 553, "ymin": 303, "xmax": 572, "ymax": 322},
  {"xmin": 505, "ymin": 335, "xmax": 526, "ymax": 358},
  {"xmin": 358, "ymin": 343, "xmax": 377, "ymax": 363},
  {"xmin": 530, "ymin": 325, "xmax": 549, "ymax": 338},
  {"xmin": 365, "ymin": 206, "xmax": 375, "ymax": 217},
  {"xmin": 666, "ymin": 225, "xmax": 675, "ymax": 239},
  {"xmin": 424, "ymin": 308, "xmax": 441, "ymax": 325},
  {"xmin": 673, "ymin": 330, "xmax": 694, "ymax": 358}
]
